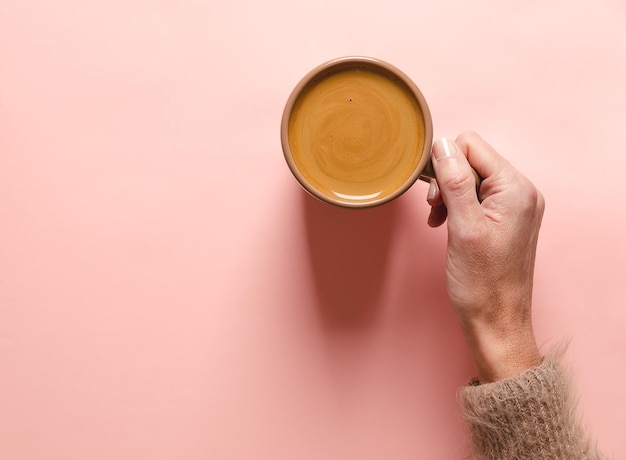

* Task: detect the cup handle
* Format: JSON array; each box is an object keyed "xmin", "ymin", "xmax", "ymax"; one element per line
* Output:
[{"xmin": 418, "ymin": 158, "xmax": 482, "ymax": 190}]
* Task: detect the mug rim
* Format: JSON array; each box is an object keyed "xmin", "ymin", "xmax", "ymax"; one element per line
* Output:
[{"xmin": 281, "ymin": 56, "xmax": 433, "ymax": 208}]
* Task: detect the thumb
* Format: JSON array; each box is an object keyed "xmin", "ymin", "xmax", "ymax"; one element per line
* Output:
[{"xmin": 431, "ymin": 138, "xmax": 483, "ymax": 227}]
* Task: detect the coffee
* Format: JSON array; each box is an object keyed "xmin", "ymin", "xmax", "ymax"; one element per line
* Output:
[{"xmin": 284, "ymin": 59, "xmax": 428, "ymax": 207}]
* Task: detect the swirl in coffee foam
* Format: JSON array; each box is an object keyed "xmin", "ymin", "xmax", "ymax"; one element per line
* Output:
[{"xmin": 288, "ymin": 66, "xmax": 425, "ymax": 204}]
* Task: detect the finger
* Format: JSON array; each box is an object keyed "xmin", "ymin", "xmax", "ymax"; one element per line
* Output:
[
  {"xmin": 431, "ymin": 138, "xmax": 483, "ymax": 227},
  {"xmin": 426, "ymin": 179, "xmax": 446, "ymax": 227},
  {"xmin": 455, "ymin": 131, "xmax": 509, "ymax": 181},
  {"xmin": 426, "ymin": 179, "xmax": 443, "ymax": 207}
]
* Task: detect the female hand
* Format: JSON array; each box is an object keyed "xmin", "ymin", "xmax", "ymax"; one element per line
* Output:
[{"xmin": 427, "ymin": 132, "xmax": 544, "ymax": 383}]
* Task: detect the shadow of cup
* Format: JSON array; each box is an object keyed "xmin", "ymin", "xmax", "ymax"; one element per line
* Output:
[{"xmin": 302, "ymin": 191, "xmax": 398, "ymax": 331}]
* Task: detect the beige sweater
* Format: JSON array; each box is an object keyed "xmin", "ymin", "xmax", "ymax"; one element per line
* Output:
[{"xmin": 459, "ymin": 353, "xmax": 607, "ymax": 459}]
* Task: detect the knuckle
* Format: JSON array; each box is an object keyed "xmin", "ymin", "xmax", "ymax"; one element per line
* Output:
[
  {"xmin": 455, "ymin": 130, "xmax": 481, "ymax": 146},
  {"xmin": 441, "ymin": 171, "xmax": 475, "ymax": 196},
  {"xmin": 519, "ymin": 181, "xmax": 543, "ymax": 215},
  {"xmin": 536, "ymin": 189, "xmax": 546, "ymax": 216}
]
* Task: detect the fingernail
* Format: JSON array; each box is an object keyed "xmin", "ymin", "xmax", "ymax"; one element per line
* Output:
[
  {"xmin": 427, "ymin": 179, "xmax": 437, "ymax": 202},
  {"xmin": 433, "ymin": 137, "xmax": 458, "ymax": 160}
]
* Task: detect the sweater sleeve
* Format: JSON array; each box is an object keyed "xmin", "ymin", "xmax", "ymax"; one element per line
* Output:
[{"xmin": 459, "ymin": 352, "xmax": 607, "ymax": 459}]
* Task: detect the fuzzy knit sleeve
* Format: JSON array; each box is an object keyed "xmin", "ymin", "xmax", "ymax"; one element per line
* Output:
[{"xmin": 459, "ymin": 352, "xmax": 607, "ymax": 459}]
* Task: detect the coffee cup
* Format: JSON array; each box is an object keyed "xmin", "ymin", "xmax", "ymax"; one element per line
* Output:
[{"xmin": 281, "ymin": 56, "xmax": 436, "ymax": 208}]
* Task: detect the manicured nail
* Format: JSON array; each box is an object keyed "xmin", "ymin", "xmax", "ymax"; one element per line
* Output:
[
  {"xmin": 427, "ymin": 179, "xmax": 437, "ymax": 202},
  {"xmin": 433, "ymin": 137, "xmax": 458, "ymax": 160}
]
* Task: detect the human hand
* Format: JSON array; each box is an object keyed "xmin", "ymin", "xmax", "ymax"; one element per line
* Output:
[{"xmin": 427, "ymin": 132, "xmax": 544, "ymax": 383}]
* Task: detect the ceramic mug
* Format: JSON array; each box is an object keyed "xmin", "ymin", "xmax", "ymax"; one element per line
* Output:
[{"xmin": 281, "ymin": 56, "xmax": 436, "ymax": 208}]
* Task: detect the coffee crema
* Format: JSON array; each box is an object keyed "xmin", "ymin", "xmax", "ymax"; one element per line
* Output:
[{"xmin": 287, "ymin": 64, "xmax": 426, "ymax": 205}]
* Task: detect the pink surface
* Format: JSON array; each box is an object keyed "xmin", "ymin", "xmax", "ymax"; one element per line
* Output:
[{"xmin": 1, "ymin": 1, "xmax": 625, "ymax": 458}]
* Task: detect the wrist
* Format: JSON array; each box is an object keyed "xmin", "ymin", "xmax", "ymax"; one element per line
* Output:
[{"xmin": 460, "ymin": 319, "xmax": 542, "ymax": 383}]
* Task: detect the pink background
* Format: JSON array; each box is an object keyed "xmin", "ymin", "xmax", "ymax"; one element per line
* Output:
[{"xmin": 1, "ymin": 1, "xmax": 625, "ymax": 458}]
